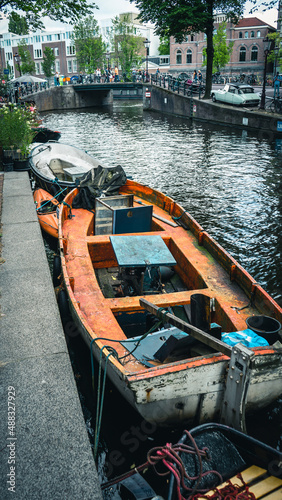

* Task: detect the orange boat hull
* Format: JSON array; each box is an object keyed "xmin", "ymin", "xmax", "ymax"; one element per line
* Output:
[
  {"xmin": 58, "ymin": 179, "xmax": 282, "ymax": 425},
  {"xmin": 34, "ymin": 188, "xmax": 59, "ymax": 239}
]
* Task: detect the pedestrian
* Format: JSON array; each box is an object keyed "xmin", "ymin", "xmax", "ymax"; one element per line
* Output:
[
  {"xmin": 198, "ymin": 70, "xmax": 202, "ymax": 83},
  {"xmin": 55, "ymin": 71, "xmax": 59, "ymax": 86},
  {"xmin": 193, "ymin": 70, "xmax": 198, "ymax": 83},
  {"xmin": 114, "ymin": 66, "xmax": 119, "ymax": 82},
  {"xmin": 273, "ymin": 72, "xmax": 281, "ymax": 99}
]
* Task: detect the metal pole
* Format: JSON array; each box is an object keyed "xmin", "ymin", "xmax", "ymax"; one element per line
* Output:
[{"xmin": 259, "ymin": 51, "xmax": 268, "ymax": 109}]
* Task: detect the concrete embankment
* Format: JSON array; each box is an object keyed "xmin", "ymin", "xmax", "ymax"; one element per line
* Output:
[
  {"xmin": 143, "ymin": 84, "xmax": 282, "ymax": 139},
  {"xmin": 0, "ymin": 172, "xmax": 102, "ymax": 499}
]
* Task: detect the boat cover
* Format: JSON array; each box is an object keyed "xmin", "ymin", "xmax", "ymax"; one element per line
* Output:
[{"xmin": 72, "ymin": 165, "xmax": 127, "ymax": 210}]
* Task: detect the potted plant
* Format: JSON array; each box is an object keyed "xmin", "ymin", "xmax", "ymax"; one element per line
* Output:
[{"xmin": 0, "ymin": 104, "xmax": 35, "ymax": 171}]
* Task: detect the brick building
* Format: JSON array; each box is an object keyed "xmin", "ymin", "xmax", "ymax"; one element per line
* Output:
[{"xmin": 170, "ymin": 15, "xmax": 276, "ymax": 79}]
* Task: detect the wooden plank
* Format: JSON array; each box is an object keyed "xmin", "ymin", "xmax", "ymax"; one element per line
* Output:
[
  {"xmin": 196, "ymin": 466, "xmax": 267, "ymax": 499},
  {"xmin": 249, "ymin": 475, "xmax": 282, "ymax": 498},
  {"xmin": 139, "ymin": 298, "xmax": 233, "ymax": 356},
  {"xmin": 262, "ymin": 487, "xmax": 282, "ymax": 499}
]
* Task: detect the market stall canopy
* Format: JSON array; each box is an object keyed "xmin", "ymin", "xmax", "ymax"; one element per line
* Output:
[{"xmin": 10, "ymin": 75, "xmax": 47, "ymax": 84}]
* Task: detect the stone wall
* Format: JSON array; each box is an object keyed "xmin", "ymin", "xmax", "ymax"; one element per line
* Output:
[
  {"xmin": 143, "ymin": 84, "xmax": 282, "ymax": 141},
  {"xmin": 22, "ymin": 86, "xmax": 113, "ymax": 112}
]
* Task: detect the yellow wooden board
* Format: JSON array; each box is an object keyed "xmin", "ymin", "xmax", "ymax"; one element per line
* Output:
[
  {"xmin": 261, "ymin": 488, "xmax": 282, "ymax": 499},
  {"xmin": 197, "ymin": 466, "xmax": 267, "ymax": 499},
  {"xmin": 249, "ymin": 476, "xmax": 282, "ymax": 498}
]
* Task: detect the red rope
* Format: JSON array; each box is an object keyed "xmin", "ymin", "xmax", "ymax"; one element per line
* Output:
[
  {"xmin": 190, "ymin": 473, "xmax": 257, "ymax": 499},
  {"xmin": 101, "ymin": 430, "xmax": 223, "ymax": 498}
]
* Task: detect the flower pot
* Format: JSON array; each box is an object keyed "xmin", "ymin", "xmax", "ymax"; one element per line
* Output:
[{"xmin": 13, "ymin": 158, "xmax": 29, "ymax": 171}]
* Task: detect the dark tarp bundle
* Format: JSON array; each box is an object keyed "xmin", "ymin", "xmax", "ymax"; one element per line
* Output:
[{"xmin": 72, "ymin": 165, "xmax": 127, "ymax": 210}]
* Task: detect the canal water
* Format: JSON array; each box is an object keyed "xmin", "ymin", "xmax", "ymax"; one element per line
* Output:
[{"xmin": 42, "ymin": 102, "xmax": 282, "ymax": 495}]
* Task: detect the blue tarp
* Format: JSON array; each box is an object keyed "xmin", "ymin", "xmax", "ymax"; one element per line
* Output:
[{"xmin": 222, "ymin": 328, "xmax": 269, "ymax": 347}]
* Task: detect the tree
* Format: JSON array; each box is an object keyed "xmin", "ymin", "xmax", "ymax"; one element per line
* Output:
[
  {"xmin": 131, "ymin": 0, "xmax": 245, "ymax": 99},
  {"xmin": 0, "ymin": 0, "xmax": 96, "ymax": 31},
  {"xmin": 18, "ymin": 39, "xmax": 36, "ymax": 75},
  {"xmin": 42, "ymin": 47, "xmax": 55, "ymax": 78},
  {"xmin": 158, "ymin": 36, "xmax": 170, "ymax": 55},
  {"xmin": 111, "ymin": 14, "xmax": 144, "ymax": 80},
  {"xmin": 72, "ymin": 16, "xmax": 105, "ymax": 75},
  {"xmin": 8, "ymin": 12, "xmax": 28, "ymax": 34},
  {"xmin": 203, "ymin": 22, "xmax": 234, "ymax": 73}
]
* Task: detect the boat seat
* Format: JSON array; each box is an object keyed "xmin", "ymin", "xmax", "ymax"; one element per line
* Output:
[{"xmin": 49, "ymin": 158, "xmax": 66, "ymax": 176}]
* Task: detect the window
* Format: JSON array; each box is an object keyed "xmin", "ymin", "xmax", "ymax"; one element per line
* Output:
[
  {"xmin": 73, "ymin": 59, "xmax": 77, "ymax": 72},
  {"xmin": 251, "ymin": 46, "xmax": 258, "ymax": 61},
  {"xmin": 251, "ymin": 31, "xmax": 255, "ymax": 38},
  {"xmin": 186, "ymin": 49, "xmax": 192, "ymax": 64},
  {"xmin": 245, "ymin": 31, "xmax": 249, "ymax": 39},
  {"xmin": 34, "ymin": 49, "xmax": 42, "ymax": 58},
  {"xmin": 239, "ymin": 32, "xmax": 243, "ymax": 39},
  {"xmin": 47, "ymin": 35, "xmax": 52, "ymax": 41},
  {"xmin": 55, "ymin": 60, "xmax": 60, "ymax": 72},
  {"xmin": 54, "ymin": 47, "xmax": 59, "ymax": 56},
  {"xmin": 257, "ymin": 30, "xmax": 261, "ymax": 37},
  {"xmin": 67, "ymin": 60, "xmax": 72, "ymax": 73},
  {"xmin": 239, "ymin": 47, "xmax": 246, "ymax": 62},
  {"xmin": 55, "ymin": 34, "xmax": 61, "ymax": 40},
  {"xmin": 35, "ymin": 62, "xmax": 40, "ymax": 75},
  {"xmin": 176, "ymin": 50, "xmax": 182, "ymax": 64},
  {"xmin": 6, "ymin": 52, "xmax": 13, "ymax": 61},
  {"xmin": 191, "ymin": 35, "xmax": 194, "ymax": 41},
  {"xmin": 67, "ymin": 45, "xmax": 76, "ymax": 55}
]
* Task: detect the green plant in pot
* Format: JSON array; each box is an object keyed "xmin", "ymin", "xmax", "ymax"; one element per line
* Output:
[{"xmin": 0, "ymin": 104, "xmax": 35, "ymax": 170}]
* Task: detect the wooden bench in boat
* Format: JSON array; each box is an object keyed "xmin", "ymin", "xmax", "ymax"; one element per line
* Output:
[{"xmin": 197, "ymin": 466, "xmax": 282, "ymax": 499}]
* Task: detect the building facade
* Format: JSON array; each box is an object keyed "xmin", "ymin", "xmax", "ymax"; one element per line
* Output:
[
  {"xmin": 170, "ymin": 15, "xmax": 276, "ymax": 79},
  {"xmin": 0, "ymin": 12, "xmax": 159, "ymax": 80}
]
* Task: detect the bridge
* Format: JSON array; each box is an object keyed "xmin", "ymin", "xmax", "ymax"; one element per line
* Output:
[
  {"xmin": 22, "ymin": 82, "xmax": 145, "ymax": 112},
  {"xmin": 73, "ymin": 82, "xmax": 144, "ymax": 100}
]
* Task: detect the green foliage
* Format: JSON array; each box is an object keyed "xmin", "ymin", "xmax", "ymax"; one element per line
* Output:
[
  {"xmin": 0, "ymin": 0, "xmax": 96, "ymax": 31},
  {"xmin": 73, "ymin": 16, "xmax": 105, "ymax": 74},
  {"xmin": 266, "ymin": 32, "xmax": 281, "ymax": 70},
  {"xmin": 131, "ymin": 0, "xmax": 245, "ymax": 98},
  {"xmin": 42, "ymin": 47, "xmax": 56, "ymax": 78},
  {"xmin": 203, "ymin": 22, "xmax": 234, "ymax": 72},
  {"xmin": 8, "ymin": 12, "xmax": 28, "ymax": 35},
  {"xmin": 158, "ymin": 35, "xmax": 170, "ymax": 55},
  {"xmin": 18, "ymin": 39, "xmax": 36, "ymax": 74},
  {"xmin": 0, "ymin": 104, "xmax": 35, "ymax": 155},
  {"xmin": 111, "ymin": 14, "xmax": 144, "ymax": 78}
]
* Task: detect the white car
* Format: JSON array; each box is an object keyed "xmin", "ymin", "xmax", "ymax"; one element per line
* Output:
[{"xmin": 211, "ymin": 84, "xmax": 260, "ymax": 107}]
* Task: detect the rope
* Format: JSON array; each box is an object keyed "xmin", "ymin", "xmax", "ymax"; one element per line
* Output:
[
  {"xmin": 62, "ymin": 200, "xmax": 73, "ymax": 219},
  {"xmin": 172, "ymin": 211, "xmax": 189, "ymax": 221},
  {"xmin": 101, "ymin": 429, "xmax": 223, "ymax": 498},
  {"xmin": 35, "ymin": 187, "xmax": 68, "ymax": 212}
]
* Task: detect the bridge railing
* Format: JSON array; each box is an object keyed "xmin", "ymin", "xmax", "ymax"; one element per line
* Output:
[{"xmin": 150, "ymin": 74, "xmax": 205, "ymax": 99}]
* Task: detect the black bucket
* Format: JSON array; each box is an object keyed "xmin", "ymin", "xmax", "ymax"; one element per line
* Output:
[{"xmin": 246, "ymin": 315, "xmax": 281, "ymax": 344}]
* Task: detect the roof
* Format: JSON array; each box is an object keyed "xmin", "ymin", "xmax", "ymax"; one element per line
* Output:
[{"xmin": 235, "ymin": 17, "xmax": 275, "ymax": 29}]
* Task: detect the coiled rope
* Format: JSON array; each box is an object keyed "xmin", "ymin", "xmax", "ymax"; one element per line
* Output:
[{"xmin": 101, "ymin": 429, "xmax": 223, "ymax": 500}]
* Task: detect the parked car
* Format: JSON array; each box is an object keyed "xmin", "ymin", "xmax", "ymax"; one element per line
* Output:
[{"xmin": 211, "ymin": 84, "xmax": 260, "ymax": 106}]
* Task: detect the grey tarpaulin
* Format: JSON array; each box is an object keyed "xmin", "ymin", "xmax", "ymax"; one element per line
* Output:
[{"xmin": 72, "ymin": 165, "xmax": 127, "ymax": 210}]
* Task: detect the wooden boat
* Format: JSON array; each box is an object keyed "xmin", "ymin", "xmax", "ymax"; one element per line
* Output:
[
  {"xmin": 32, "ymin": 127, "xmax": 61, "ymax": 143},
  {"xmin": 101, "ymin": 423, "xmax": 282, "ymax": 499},
  {"xmin": 29, "ymin": 142, "xmax": 102, "ymax": 199},
  {"xmin": 58, "ymin": 173, "xmax": 282, "ymax": 427},
  {"xmin": 33, "ymin": 187, "xmax": 60, "ymax": 238}
]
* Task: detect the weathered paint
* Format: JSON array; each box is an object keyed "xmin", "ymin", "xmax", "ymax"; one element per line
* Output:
[{"xmin": 58, "ymin": 180, "xmax": 282, "ymax": 425}]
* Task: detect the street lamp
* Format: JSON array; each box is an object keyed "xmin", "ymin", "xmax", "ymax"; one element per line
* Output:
[
  {"xmin": 259, "ymin": 37, "xmax": 272, "ymax": 110},
  {"xmin": 143, "ymin": 38, "xmax": 151, "ymax": 82},
  {"xmin": 14, "ymin": 52, "xmax": 21, "ymax": 76}
]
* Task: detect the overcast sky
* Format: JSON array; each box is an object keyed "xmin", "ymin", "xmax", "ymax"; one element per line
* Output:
[{"xmin": 39, "ymin": 0, "xmax": 279, "ymax": 30}]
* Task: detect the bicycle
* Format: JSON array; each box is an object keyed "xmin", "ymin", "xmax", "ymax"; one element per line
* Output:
[{"xmin": 269, "ymin": 97, "xmax": 282, "ymax": 113}]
